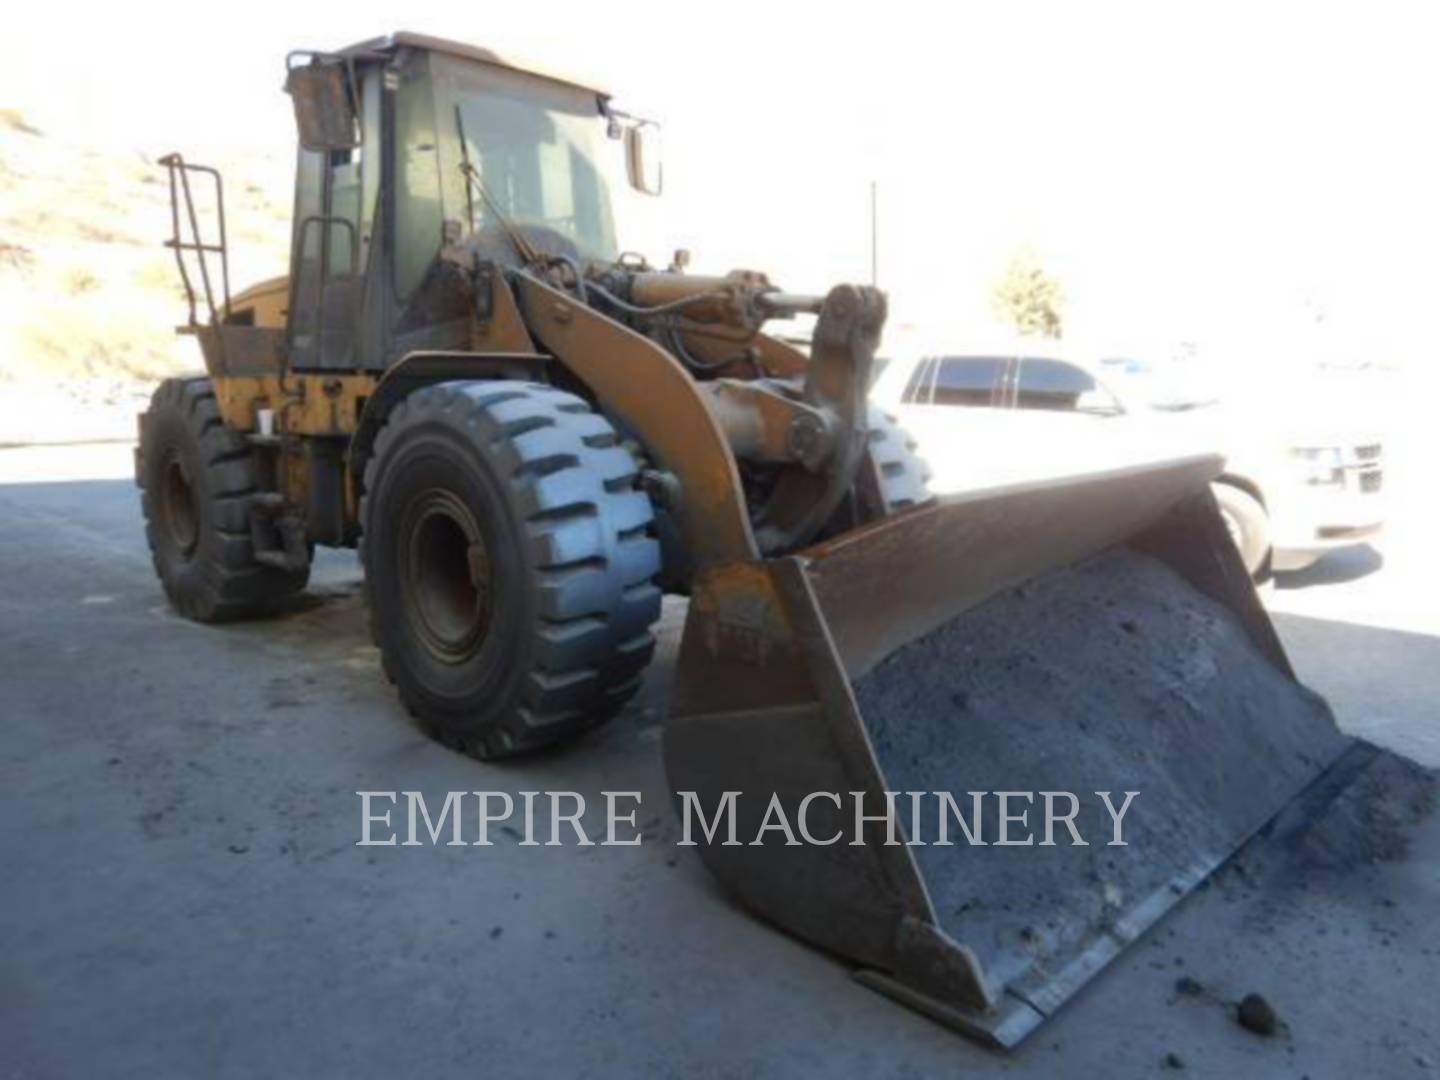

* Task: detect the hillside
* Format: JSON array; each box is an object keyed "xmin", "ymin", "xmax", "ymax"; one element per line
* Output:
[{"xmin": 0, "ymin": 110, "xmax": 292, "ymax": 444}]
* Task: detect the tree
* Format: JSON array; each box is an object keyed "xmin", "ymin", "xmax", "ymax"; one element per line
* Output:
[{"xmin": 990, "ymin": 246, "xmax": 1065, "ymax": 339}]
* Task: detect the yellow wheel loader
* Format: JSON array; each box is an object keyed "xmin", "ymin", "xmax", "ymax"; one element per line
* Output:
[{"xmin": 139, "ymin": 32, "xmax": 1358, "ymax": 1047}]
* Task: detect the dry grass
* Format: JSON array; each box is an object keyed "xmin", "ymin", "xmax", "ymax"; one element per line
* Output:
[
  {"xmin": 10, "ymin": 299, "xmax": 191, "ymax": 383},
  {"xmin": 0, "ymin": 242, "xmax": 35, "ymax": 275},
  {"xmin": 132, "ymin": 255, "xmax": 188, "ymax": 301},
  {"xmin": 73, "ymin": 220, "xmax": 146, "ymax": 246},
  {"xmin": 0, "ymin": 116, "xmax": 290, "ymax": 417},
  {"xmin": 0, "ymin": 108, "xmax": 42, "ymax": 137},
  {"xmin": 60, "ymin": 265, "xmax": 102, "ymax": 296}
]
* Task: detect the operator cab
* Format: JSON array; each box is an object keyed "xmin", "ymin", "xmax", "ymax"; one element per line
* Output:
[{"xmin": 283, "ymin": 32, "xmax": 661, "ymax": 372}]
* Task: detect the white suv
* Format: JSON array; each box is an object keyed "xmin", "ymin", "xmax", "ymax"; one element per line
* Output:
[{"xmin": 871, "ymin": 348, "xmax": 1384, "ymax": 575}]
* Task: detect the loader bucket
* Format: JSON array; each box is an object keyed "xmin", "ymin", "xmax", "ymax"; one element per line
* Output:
[{"xmin": 665, "ymin": 454, "xmax": 1352, "ymax": 1047}]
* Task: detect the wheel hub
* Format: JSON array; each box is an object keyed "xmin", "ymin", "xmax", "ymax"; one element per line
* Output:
[
  {"xmin": 403, "ymin": 491, "xmax": 492, "ymax": 663},
  {"xmin": 160, "ymin": 450, "xmax": 200, "ymax": 557}
]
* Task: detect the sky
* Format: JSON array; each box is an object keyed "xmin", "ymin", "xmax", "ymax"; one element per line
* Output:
[{"xmin": 8, "ymin": 1, "xmax": 1437, "ymax": 368}]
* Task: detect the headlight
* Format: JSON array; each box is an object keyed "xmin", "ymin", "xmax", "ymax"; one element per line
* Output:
[{"xmin": 1288, "ymin": 446, "xmax": 1344, "ymax": 485}]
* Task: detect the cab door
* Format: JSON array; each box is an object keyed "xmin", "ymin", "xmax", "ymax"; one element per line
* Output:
[{"xmin": 287, "ymin": 64, "xmax": 381, "ymax": 370}]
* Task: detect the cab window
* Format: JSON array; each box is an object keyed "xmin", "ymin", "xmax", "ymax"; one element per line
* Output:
[{"xmin": 393, "ymin": 52, "xmax": 444, "ymax": 300}]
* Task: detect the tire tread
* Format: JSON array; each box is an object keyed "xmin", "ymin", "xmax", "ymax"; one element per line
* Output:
[
  {"xmin": 360, "ymin": 380, "xmax": 661, "ymax": 759},
  {"xmin": 138, "ymin": 376, "xmax": 308, "ymax": 622}
]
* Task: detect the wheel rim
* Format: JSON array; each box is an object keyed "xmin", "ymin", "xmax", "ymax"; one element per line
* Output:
[
  {"xmin": 160, "ymin": 449, "xmax": 200, "ymax": 557},
  {"xmin": 402, "ymin": 490, "xmax": 492, "ymax": 663}
]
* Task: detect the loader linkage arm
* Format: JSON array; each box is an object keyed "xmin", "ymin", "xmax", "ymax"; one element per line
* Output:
[
  {"xmin": 630, "ymin": 271, "xmax": 885, "ymax": 554},
  {"xmin": 625, "ymin": 271, "xmax": 891, "ymax": 553},
  {"xmin": 508, "ymin": 250, "xmax": 892, "ymax": 560},
  {"xmin": 747, "ymin": 283, "xmax": 887, "ymax": 551}
]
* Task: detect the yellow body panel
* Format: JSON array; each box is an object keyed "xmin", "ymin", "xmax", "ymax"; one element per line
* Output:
[
  {"xmin": 212, "ymin": 372, "xmax": 376, "ymax": 435},
  {"xmin": 228, "ymin": 276, "xmax": 290, "ymax": 329}
]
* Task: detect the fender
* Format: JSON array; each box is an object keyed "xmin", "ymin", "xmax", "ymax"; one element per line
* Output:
[
  {"xmin": 515, "ymin": 271, "xmax": 760, "ymax": 569},
  {"xmin": 347, "ymin": 349, "xmax": 550, "ymax": 501}
]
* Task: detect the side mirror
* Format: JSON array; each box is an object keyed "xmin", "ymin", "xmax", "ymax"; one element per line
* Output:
[
  {"xmin": 284, "ymin": 53, "xmax": 360, "ymax": 152},
  {"xmin": 625, "ymin": 121, "xmax": 663, "ymax": 196}
]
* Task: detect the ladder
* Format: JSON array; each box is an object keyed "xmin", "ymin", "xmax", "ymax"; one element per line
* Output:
[{"xmin": 159, "ymin": 153, "xmax": 231, "ymax": 333}]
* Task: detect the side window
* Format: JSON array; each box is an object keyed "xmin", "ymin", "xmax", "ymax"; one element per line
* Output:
[
  {"xmin": 931, "ymin": 357, "xmax": 1005, "ymax": 407},
  {"xmin": 324, "ymin": 68, "xmax": 383, "ymax": 276},
  {"xmin": 327, "ymin": 147, "xmax": 361, "ymax": 275},
  {"xmin": 287, "ymin": 148, "xmax": 326, "ymax": 352},
  {"xmin": 1015, "ymin": 358, "xmax": 1122, "ymax": 414},
  {"xmin": 394, "ymin": 54, "xmax": 443, "ymax": 301},
  {"xmin": 359, "ymin": 69, "xmax": 381, "ymax": 257}
]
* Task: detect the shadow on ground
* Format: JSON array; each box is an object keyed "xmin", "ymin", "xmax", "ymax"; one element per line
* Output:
[{"xmin": 1275, "ymin": 543, "xmax": 1384, "ymax": 590}]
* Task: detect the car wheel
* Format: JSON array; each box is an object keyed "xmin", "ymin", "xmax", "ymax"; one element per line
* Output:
[{"xmin": 1212, "ymin": 482, "xmax": 1270, "ymax": 578}]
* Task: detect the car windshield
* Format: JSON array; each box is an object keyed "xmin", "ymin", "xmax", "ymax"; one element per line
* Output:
[
  {"xmin": 1095, "ymin": 356, "xmax": 1221, "ymax": 412},
  {"xmin": 437, "ymin": 55, "xmax": 619, "ymax": 260}
]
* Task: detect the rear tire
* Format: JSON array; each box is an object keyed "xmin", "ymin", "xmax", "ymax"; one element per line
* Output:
[
  {"xmin": 1212, "ymin": 482, "xmax": 1271, "ymax": 578},
  {"xmin": 360, "ymin": 381, "xmax": 662, "ymax": 759},
  {"xmin": 138, "ymin": 377, "xmax": 308, "ymax": 621}
]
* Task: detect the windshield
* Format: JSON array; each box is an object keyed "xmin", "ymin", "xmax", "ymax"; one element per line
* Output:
[
  {"xmin": 1094, "ymin": 356, "xmax": 1221, "ymax": 412},
  {"xmin": 434, "ymin": 54, "xmax": 619, "ymax": 260}
]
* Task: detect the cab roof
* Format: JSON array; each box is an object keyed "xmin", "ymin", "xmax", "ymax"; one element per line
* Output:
[{"xmin": 336, "ymin": 32, "xmax": 610, "ymax": 97}]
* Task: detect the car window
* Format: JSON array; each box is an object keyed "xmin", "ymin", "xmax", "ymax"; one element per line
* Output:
[
  {"xmin": 1015, "ymin": 358, "xmax": 1124, "ymax": 415},
  {"xmin": 899, "ymin": 357, "xmax": 935, "ymax": 404},
  {"xmin": 930, "ymin": 356, "xmax": 1006, "ymax": 406}
]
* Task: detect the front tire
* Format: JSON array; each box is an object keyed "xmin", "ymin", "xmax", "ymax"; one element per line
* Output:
[
  {"xmin": 138, "ymin": 377, "xmax": 308, "ymax": 621},
  {"xmin": 823, "ymin": 405, "xmax": 935, "ymax": 537},
  {"xmin": 860, "ymin": 405, "xmax": 933, "ymax": 516},
  {"xmin": 361, "ymin": 381, "xmax": 662, "ymax": 759}
]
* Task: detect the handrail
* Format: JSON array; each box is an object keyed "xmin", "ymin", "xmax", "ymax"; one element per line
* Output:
[{"xmin": 158, "ymin": 153, "xmax": 232, "ymax": 337}]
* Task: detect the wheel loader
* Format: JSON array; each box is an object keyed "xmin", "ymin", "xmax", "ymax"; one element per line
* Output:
[{"xmin": 139, "ymin": 32, "xmax": 1360, "ymax": 1047}]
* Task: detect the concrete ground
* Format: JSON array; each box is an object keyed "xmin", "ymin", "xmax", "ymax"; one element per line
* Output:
[{"xmin": 2, "ymin": 442, "xmax": 1436, "ymax": 1079}]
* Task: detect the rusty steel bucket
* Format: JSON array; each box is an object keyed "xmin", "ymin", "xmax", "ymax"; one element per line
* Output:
[{"xmin": 664, "ymin": 455, "xmax": 1352, "ymax": 1046}]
